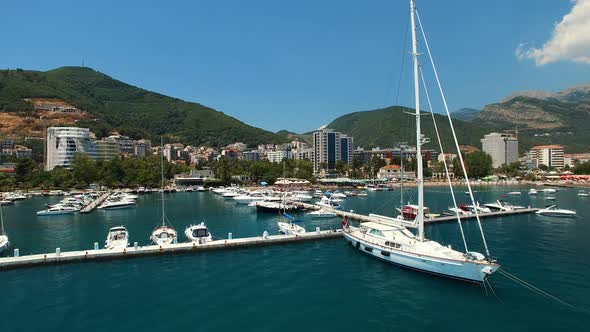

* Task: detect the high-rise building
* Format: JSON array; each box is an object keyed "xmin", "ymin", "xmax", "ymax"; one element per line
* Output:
[
  {"xmin": 312, "ymin": 129, "xmax": 353, "ymax": 175},
  {"xmin": 340, "ymin": 135, "xmax": 353, "ymax": 166},
  {"xmin": 530, "ymin": 145, "xmax": 565, "ymax": 169},
  {"xmin": 481, "ymin": 132, "xmax": 519, "ymax": 168},
  {"xmin": 105, "ymin": 135, "xmax": 134, "ymax": 155},
  {"xmin": 95, "ymin": 140, "xmax": 121, "ymax": 162},
  {"xmin": 45, "ymin": 127, "xmax": 95, "ymax": 170}
]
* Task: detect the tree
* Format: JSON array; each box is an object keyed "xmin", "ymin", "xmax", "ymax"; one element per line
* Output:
[
  {"xmin": 15, "ymin": 157, "xmax": 37, "ymax": 186},
  {"xmin": 369, "ymin": 156, "xmax": 386, "ymax": 177},
  {"xmin": 573, "ymin": 161, "xmax": 590, "ymax": 175},
  {"xmin": 463, "ymin": 151, "xmax": 493, "ymax": 178},
  {"xmin": 71, "ymin": 153, "xmax": 99, "ymax": 188}
]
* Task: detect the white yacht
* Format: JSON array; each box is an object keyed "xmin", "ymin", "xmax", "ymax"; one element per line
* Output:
[
  {"xmin": 528, "ymin": 188, "xmax": 538, "ymax": 195},
  {"xmin": 307, "ymin": 209, "xmax": 337, "ymax": 218},
  {"xmin": 344, "ymin": 0, "xmax": 498, "ymax": 283},
  {"xmin": 185, "ymin": 222, "xmax": 213, "ymax": 244},
  {"xmin": 577, "ymin": 191, "xmax": 589, "ymax": 197},
  {"xmin": 37, "ymin": 206, "xmax": 79, "ymax": 216},
  {"xmin": 0, "ymin": 200, "xmax": 14, "ymax": 206},
  {"xmin": 195, "ymin": 186, "xmax": 206, "ymax": 192},
  {"xmin": 507, "ymin": 191, "xmax": 521, "ymax": 195},
  {"xmin": 233, "ymin": 192, "xmax": 268, "ymax": 204},
  {"xmin": 542, "ymin": 188, "xmax": 557, "ymax": 194},
  {"xmin": 98, "ymin": 199, "xmax": 136, "ymax": 210},
  {"xmin": 104, "ymin": 226, "xmax": 129, "ymax": 249},
  {"xmin": 331, "ymin": 192, "xmax": 347, "ymax": 199},
  {"xmin": 292, "ymin": 192, "xmax": 313, "ymax": 202},
  {"xmin": 484, "ymin": 200, "xmax": 524, "ymax": 212},
  {"xmin": 312, "ymin": 190, "xmax": 324, "ymax": 198},
  {"xmin": 536, "ymin": 205, "xmax": 576, "ymax": 217},
  {"xmin": 316, "ymin": 196, "xmax": 342, "ymax": 210}
]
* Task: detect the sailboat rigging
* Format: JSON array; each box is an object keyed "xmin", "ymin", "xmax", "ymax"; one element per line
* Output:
[
  {"xmin": 342, "ymin": 0, "xmax": 499, "ymax": 283},
  {"xmin": 150, "ymin": 137, "xmax": 178, "ymax": 246}
]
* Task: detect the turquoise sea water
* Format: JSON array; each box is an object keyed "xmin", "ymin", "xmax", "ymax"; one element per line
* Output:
[{"xmin": 1, "ymin": 186, "xmax": 589, "ymax": 331}]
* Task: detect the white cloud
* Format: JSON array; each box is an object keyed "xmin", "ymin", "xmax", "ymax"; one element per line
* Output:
[{"xmin": 516, "ymin": 0, "xmax": 590, "ymax": 65}]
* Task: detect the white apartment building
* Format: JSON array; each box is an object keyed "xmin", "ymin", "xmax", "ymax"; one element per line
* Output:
[
  {"xmin": 481, "ymin": 132, "xmax": 518, "ymax": 168},
  {"xmin": 530, "ymin": 145, "xmax": 565, "ymax": 169},
  {"xmin": 266, "ymin": 150, "xmax": 291, "ymax": 163},
  {"xmin": 45, "ymin": 127, "xmax": 95, "ymax": 170}
]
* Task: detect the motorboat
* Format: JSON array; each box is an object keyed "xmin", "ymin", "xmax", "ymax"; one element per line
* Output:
[
  {"xmin": 358, "ymin": 191, "xmax": 368, "ymax": 197},
  {"xmin": 331, "ymin": 192, "xmax": 347, "ymax": 199},
  {"xmin": 277, "ymin": 213, "xmax": 306, "ymax": 235},
  {"xmin": 104, "ymin": 226, "xmax": 129, "ymax": 249},
  {"xmin": 4, "ymin": 192, "xmax": 26, "ymax": 201},
  {"xmin": 536, "ymin": 205, "xmax": 576, "ymax": 217},
  {"xmin": 0, "ymin": 200, "xmax": 14, "ymax": 206},
  {"xmin": 36, "ymin": 206, "xmax": 79, "ymax": 216},
  {"xmin": 542, "ymin": 188, "xmax": 557, "ymax": 194},
  {"xmin": 233, "ymin": 192, "xmax": 268, "ymax": 204},
  {"xmin": 312, "ymin": 190, "xmax": 324, "ymax": 198},
  {"xmin": 528, "ymin": 188, "xmax": 538, "ymax": 195},
  {"xmin": 195, "ymin": 186, "xmax": 206, "ymax": 192},
  {"xmin": 396, "ymin": 205, "xmax": 439, "ymax": 220},
  {"xmin": 98, "ymin": 199, "xmax": 136, "ymax": 210},
  {"xmin": 291, "ymin": 192, "xmax": 313, "ymax": 202},
  {"xmin": 343, "ymin": 0, "xmax": 499, "ymax": 283},
  {"xmin": 307, "ymin": 209, "xmax": 337, "ymax": 218},
  {"xmin": 444, "ymin": 205, "xmax": 473, "ymax": 216},
  {"xmin": 545, "ymin": 196, "xmax": 556, "ymax": 201},
  {"xmin": 185, "ymin": 222, "xmax": 213, "ymax": 244},
  {"xmin": 577, "ymin": 191, "xmax": 589, "ymax": 197},
  {"xmin": 507, "ymin": 191, "xmax": 521, "ymax": 195},
  {"xmin": 483, "ymin": 200, "xmax": 524, "ymax": 212},
  {"xmin": 254, "ymin": 200, "xmax": 300, "ymax": 212},
  {"xmin": 316, "ymin": 196, "xmax": 343, "ymax": 210}
]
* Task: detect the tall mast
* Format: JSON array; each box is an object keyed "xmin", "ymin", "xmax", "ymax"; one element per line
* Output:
[
  {"xmin": 399, "ymin": 144, "xmax": 404, "ymax": 210},
  {"xmin": 410, "ymin": 0, "xmax": 424, "ymax": 240},
  {"xmin": 160, "ymin": 137, "xmax": 166, "ymax": 226},
  {"xmin": 0, "ymin": 200, "xmax": 5, "ymax": 235}
]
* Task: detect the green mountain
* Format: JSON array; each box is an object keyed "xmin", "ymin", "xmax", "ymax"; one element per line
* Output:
[
  {"xmin": 276, "ymin": 130, "xmax": 313, "ymax": 145},
  {"xmin": 451, "ymin": 108, "xmax": 481, "ymax": 121},
  {"xmin": 0, "ymin": 67, "xmax": 286, "ymax": 146},
  {"xmin": 478, "ymin": 88, "xmax": 590, "ymax": 152},
  {"xmin": 326, "ymin": 106, "xmax": 488, "ymax": 152}
]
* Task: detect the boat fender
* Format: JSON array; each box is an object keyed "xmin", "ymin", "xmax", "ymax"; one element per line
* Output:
[{"xmin": 355, "ymin": 241, "xmax": 360, "ymax": 249}]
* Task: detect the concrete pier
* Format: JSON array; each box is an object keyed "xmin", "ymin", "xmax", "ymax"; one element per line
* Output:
[
  {"xmin": 0, "ymin": 229, "xmax": 342, "ymax": 271},
  {"xmin": 80, "ymin": 192, "xmax": 110, "ymax": 214},
  {"xmin": 294, "ymin": 202, "xmax": 539, "ymax": 224}
]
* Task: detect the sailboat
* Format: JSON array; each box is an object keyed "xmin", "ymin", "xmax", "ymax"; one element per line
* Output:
[
  {"xmin": 343, "ymin": 0, "xmax": 499, "ymax": 283},
  {"xmin": 150, "ymin": 138, "xmax": 178, "ymax": 246},
  {"xmin": 0, "ymin": 201, "xmax": 9, "ymax": 253}
]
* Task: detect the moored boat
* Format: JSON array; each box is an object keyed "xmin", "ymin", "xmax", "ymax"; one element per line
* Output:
[
  {"xmin": 104, "ymin": 226, "xmax": 129, "ymax": 249},
  {"xmin": 536, "ymin": 205, "xmax": 576, "ymax": 217},
  {"xmin": 185, "ymin": 222, "xmax": 213, "ymax": 244}
]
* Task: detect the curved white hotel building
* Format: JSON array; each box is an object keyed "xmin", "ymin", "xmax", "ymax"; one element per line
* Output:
[{"xmin": 45, "ymin": 127, "xmax": 96, "ymax": 170}]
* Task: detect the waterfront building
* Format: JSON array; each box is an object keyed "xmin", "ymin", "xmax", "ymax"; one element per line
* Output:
[
  {"xmin": 292, "ymin": 148, "xmax": 312, "ymax": 160},
  {"xmin": 267, "ymin": 150, "xmax": 290, "ymax": 163},
  {"xmin": 481, "ymin": 132, "xmax": 518, "ymax": 168},
  {"xmin": 377, "ymin": 164, "xmax": 401, "ymax": 180},
  {"xmin": 312, "ymin": 129, "xmax": 353, "ymax": 175},
  {"xmin": 94, "ymin": 140, "xmax": 121, "ymax": 162},
  {"xmin": 530, "ymin": 145, "xmax": 565, "ymax": 169},
  {"xmin": 45, "ymin": 127, "xmax": 95, "ymax": 170}
]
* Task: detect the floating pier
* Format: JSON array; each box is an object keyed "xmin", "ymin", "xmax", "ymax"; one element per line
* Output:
[
  {"xmin": 294, "ymin": 202, "xmax": 539, "ymax": 224},
  {"xmin": 0, "ymin": 229, "xmax": 342, "ymax": 271},
  {"xmin": 80, "ymin": 192, "xmax": 110, "ymax": 214}
]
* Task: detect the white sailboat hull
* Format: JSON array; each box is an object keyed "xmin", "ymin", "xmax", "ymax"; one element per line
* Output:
[{"xmin": 343, "ymin": 231, "xmax": 498, "ymax": 283}]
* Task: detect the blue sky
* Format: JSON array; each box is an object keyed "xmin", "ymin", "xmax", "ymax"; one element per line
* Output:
[{"xmin": 1, "ymin": 0, "xmax": 589, "ymax": 133}]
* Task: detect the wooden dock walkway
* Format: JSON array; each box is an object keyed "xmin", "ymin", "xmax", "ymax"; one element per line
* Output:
[
  {"xmin": 0, "ymin": 229, "xmax": 343, "ymax": 271},
  {"xmin": 80, "ymin": 192, "xmax": 110, "ymax": 214},
  {"xmin": 294, "ymin": 202, "xmax": 539, "ymax": 225}
]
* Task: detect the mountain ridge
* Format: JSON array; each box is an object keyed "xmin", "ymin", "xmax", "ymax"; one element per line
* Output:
[{"xmin": 0, "ymin": 66, "xmax": 286, "ymax": 147}]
